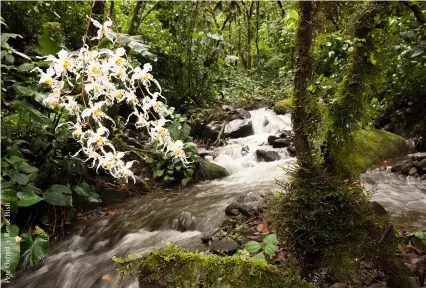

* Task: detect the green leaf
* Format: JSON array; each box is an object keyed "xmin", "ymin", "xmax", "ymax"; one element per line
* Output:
[
  {"xmin": 414, "ymin": 232, "xmax": 426, "ymax": 239},
  {"xmin": 17, "ymin": 63, "xmax": 35, "ymax": 72},
  {"xmin": 244, "ymin": 241, "xmax": 262, "ymax": 253},
  {"xmin": 264, "ymin": 244, "xmax": 279, "ymax": 256},
  {"xmin": 181, "ymin": 178, "xmax": 190, "ymax": 186},
  {"xmin": 20, "ymin": 229, "xmax": 49, "ymax": 269},
  {"xmin": 12, "ymin": 50, "xmax": 31, "ymax": 60},
  {"xmin": 17, "ymin": 187, "xmax": 43, "ymax": 207},
  {"xmin": 254, "ymin": 252, "xmax": 266, "ymax": 261},
  {"xmin": 12, "ymin": 100, "xmax": 51, "ymax": 126},
  {"xmin": 43, "ymin": 184, "xmax": 72, "ymax": 206},
  {"xmin": 156, "ymin": 169, "xmax": 165, "ymax": 177},
  {"xmin": 1, "ymin": 178, "xmax": 18, "ymax": 211},
  {"xmin": 38, "ymin": 31, "xmax": 61, "ymax": 55},
  {"xmin": 368, "ymin": 53, "xmax": 377, "ymax": 66},
  {"xmin": 1, "ymin": 225, "xmax": 20, "ymax": 276},
  {"xmin": 262, "ymin": 234, "xmax": 279, "ymax": 245},
  {"xmin": 168, "ymin": 120, "xmax": 191, "ymax": 141},
  {"xmin": 18, "ymin": 162, "xmax": 38, "ymax": 174},
  {"xmin": 72, "ymin": 184, "xmax": 101, "ymax": 203},
  {"xmin": 10, "ymin": 172, "xmax": 29, "ymax": 185}
]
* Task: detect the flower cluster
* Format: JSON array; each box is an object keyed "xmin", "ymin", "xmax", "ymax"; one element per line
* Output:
[{"xmin": 34, "ymin": 19, "xmax": 189, "ymax": 182}]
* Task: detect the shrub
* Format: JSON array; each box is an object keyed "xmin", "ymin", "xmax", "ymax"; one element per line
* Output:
[{"xmin": 269, "ymin": 165, "xmax": 410, "ymax": 286}]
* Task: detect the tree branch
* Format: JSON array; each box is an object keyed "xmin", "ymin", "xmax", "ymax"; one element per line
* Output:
[{"xmin": 402, "ymin": 1, "xmax": 426, "ymax": 24}]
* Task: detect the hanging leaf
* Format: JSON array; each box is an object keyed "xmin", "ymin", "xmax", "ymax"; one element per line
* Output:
[
  {"xmin": 168, "ymin": 120, "xmax": 191, "ymax": 141},
  {"xmin": 38, "ymin": 30, "xmax": 61, "ymax": 55},
  {"xmin": 11, "ymin": 100, "xmax": 51, "ymax": 126},
  {"xmin": 0, "ymin": 225, "xmax": 20, "ymax": 276},
  {"xmin": 1, "ymin": 178, "xmax": 18, "ymax": 211},
  {"xmin": 17, "ymin": 187, "xmax": 43, "ymax": 207},
  {"xmin": 10, "ymin": 172, "xmax": 29, "ymax": 185},
  {"xmin": 20, "ymin": 227, "xmax": 49, "ymax": 269},
  {"xmin": 244, "ymin": 241, "xmax": 262, "ymax": 253},
  {"xmin": 43, "ymin": 184, "xmax": 72, "ymax": 206},
  {"xmin": 17, "ymin": 63, "xmax": 35, "ymax": 72},
  {"xmin": 18, "ymin": 161, "xmax": 38, "ymax": 174}
]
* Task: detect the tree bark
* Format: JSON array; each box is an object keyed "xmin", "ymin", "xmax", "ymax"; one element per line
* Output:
[
  {"xmin": 292, "ymin": 1, "xmax": 315, "ymax": 167},
  {"xmin": 128, "ymin": 1, "xmax": 146, "ymax": 35},
  {"xmin": 402, "ymin": 1, "xmax": 426, "ymax": 24}
]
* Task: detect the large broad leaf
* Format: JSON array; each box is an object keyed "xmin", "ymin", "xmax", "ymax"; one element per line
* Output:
[
  {"xmin": 1, "ymin": 225, "xmax": 20, "ymax": 276},
  {"xmin": 14, "ymin": 85, "xmax": 48, "ymax": 104},
  {"xmin": 20, "ymin": 227, "xmax": 49, "ymax": 269},
  {"xmin": 244, "ymin": 241, "xmax": 262, "ymax": 253},
  {"xmin": 18, "ymin": 161, "xmax": 38, "ymax": 174},
  {"xmin": 1, "ymin": 178, "xmax": 18, "ymax": 212},
  {"xmin": 38, "ymin": 31, "xmax": 61, "ymax": 55},
  {"xmin": 43, "ymin": 184, "xmax": 72, "ymax": 206},
  {"xmin": 262, "ymin": 234, "xmax": 279, "ymax": 245},
  {"xmin": 115, "ymin": 33, "xmax": 157, "ymax": 61},
  {"xmin": 264, "ymin": 244, "xmax": 279, "ymax": 256},
  {"xmin": 17, "ymin": 186, "xmax": 43, "ymax": 207},
  {"xmin": 17, "ymin": 63, "xmax": 35, "ymax": 72},
  {"xmin": 168, "ymin": 121, "xmax": 191, "ymax": 141},
  {"xmin": 10, "ymin": 172, "xmax": 29, "ymax": 186},
  {"xmin": 72, "ymin": 183, "xmax": 101, "ymax": 203},
  {"xmin": 11, "ymin": 100, "xmax": 51, "ymax": 126}
]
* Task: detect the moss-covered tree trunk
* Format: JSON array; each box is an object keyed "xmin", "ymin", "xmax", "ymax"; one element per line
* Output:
[{"xmin": 292, "ymin": 1, "xmax": 315, "ymax": 167}]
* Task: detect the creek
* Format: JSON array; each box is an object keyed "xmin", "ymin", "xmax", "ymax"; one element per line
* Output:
[{"xmin": 10, "ymin": 108, "xmax": 426, "ymax": 288}]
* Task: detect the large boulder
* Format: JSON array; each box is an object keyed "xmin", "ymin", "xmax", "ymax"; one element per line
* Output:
[
  {"xmin": 274, "ymin": 99, "xmax": 292, "ymax": 115},
  {"xmin": 256, "ymin": 149, "xmax": 280, "ymax": 162},
  {"xmin": 267, "ymin": 135, "xmax": 278, "ymax": 145},
  {"xmin": 204, "ymin": 121, "xmax": 221, "ymax": 140},
  {"xmin": 195, "ymin": 159, "xmax": 229, "ymax": 181},
  {"xmin": 224, "ymin": 119, "xmax": 254, "ymax": 139},
  {"xmin": 409, "ymin": 152, "xmax": 426, "ymax": 162},
  {"xmin": 211, "ymin": 239, "xmax": 239, "ymax": 254},
  {"xmin": 228, "ymin": 108, "xmax": 251, "ymax": 121}
]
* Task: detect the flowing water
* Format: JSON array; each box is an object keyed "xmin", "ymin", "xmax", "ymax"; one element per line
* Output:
[{"xmin": 9, "ymin": 108, "xmax": 426, "ymax": 288}]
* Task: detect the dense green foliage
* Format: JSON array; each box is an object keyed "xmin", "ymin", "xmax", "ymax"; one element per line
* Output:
[{"xmin": 113, "ymin": 243, "xmax": 314, "ymax": 288}]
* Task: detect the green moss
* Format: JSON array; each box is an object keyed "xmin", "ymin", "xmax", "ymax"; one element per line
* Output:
[
  {"xmin": 112, "ymin": 243, "xmax": 314, "ymax": 288},
  {"xmin": 330, "ymin": 129, "xmax": 407, "ymax": 176},
  {"xmin": 274, "ymin": 99, "xmax": 293, "ymax": 115},
  {"xmin": 269, "ymin": 165, "xmax": 410, "ymax": 286},
  {"xmin": 196, "ymin": 159, "xmax": 229, "ymax": 181}
]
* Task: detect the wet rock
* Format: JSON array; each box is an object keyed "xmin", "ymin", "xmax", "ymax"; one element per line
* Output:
[
  {"xmin": 404, "ymin": 262, "xmax": 418, "ymax": 274},
  {"xmin": 402, "ymin": 163, "xmax": 415, "ymax": 175},
  {"xmin": 391, "ymin": 164, "xmax": 403, "ymax": 173},
  {"xmin": 279, "ymin": 129, "xmax": 292, "ymax": 138},
  {"xmin": 268, "ymin": 135, "xmax": 278, "ymax": 145},
  {"xmin": 288, "ymin": 146, "xmax": 296, "ymax": 156},
  {"xmin": 370, "ymin": 201, "xmax": 387, "ymax": 217},
  {"xmin": 224, "ymin": 119, "xmax": 254, "ymax": 139},
  {"xmin": 198, "ymin": 150, "xmax": 215, "ymax": 158},
  {"xmin": 408, "ymin": 277, "xmax": 421, "ymax": 288},
  {"xmin": 211, "ymin": 239, "xmax": 239, "ymax": 254},
  {"xmin": 368, "ymin": 283, "xmax": 386, "ymax": 288},
  {"xmin": 225, "ymin": 202, "xmax": 255, "ymax": 217},
  {"xmin": 272, "ymin": 138, "xmax": 291, "ymax": 148},
  {"xmin": 205, "ymin": 121, "xmax": 221, "ymax": 140},
  {"xmin": 262, "ymin": 116, "xmax": 269, "ymax": 127},
  {"xmin": 241, "ymin": 227, "xmax": 257, "ymax": 236},
  {"xmin": 228, "ymin": 108, "xmax": 251, "ymax": 121},
  {"xmin": 172, "ymin": 211, "xmax": 196, "ymax": 232},
  {"xmin": 330, "ymin": 283, "xmax": 347, "ymax": 288},
  {"xmin": 236, "ymin": 192, "xmax": 263, "ymax": 204},
  {"xmin": 409, "ymin": 167, "xmax": 418, "ymax": 176},
  {"xmin": 418, "ymin": 159, "xmax": 426, "ymax": 170},
  {"xmin": 222, "ymin": 104, "xmax": 233, "ymax": 111},
  {"xmin": 98, "ymin": 188, "xmax": 130, "ymax": 206},
  {"xmin": 195, "ymin": 159, "xmax": 229, "ymax": 181},
  {"xmin": 409, "ymin": 152, "xmax": 426, "ymax": 162},
  {"xmin": 256, "ymin": 149, "xmax": 280, "ymax": 162},
  {"xmin": 421, "ymin": 174, "xmax": 426, "ymax": 181}
]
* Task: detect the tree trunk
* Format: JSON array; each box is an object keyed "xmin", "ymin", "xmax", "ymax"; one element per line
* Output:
[
  {"xmin": 292, "ymin": 1, "xmax": 315, "ymax": 167},
  {"xmin": 87, "ymin": 0, "xmax": 105, "ymax": 46},
  {"xmin": 128, "ymin": 1, "xmax": 146, "ymax": 35},
  {"xmin": 256, "ymin": 1, "xmax": 260, "ymax": 66}
]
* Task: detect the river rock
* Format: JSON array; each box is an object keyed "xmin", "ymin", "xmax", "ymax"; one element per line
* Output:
[
  {"xmin": 256, "ymin": 149, "xmax": 280, "ymax": 162},
  {"xmin": 370, "ymin": 201, "xmax": 387, "ymax": 217},
  {"xmin": 409, "ymin": 167, "xmax": 418, "ymax": 176},
  {"xmin": 402, "ymin": 163, "xmax": 414, "ymax": 175},
  {"xmin": 236, "ymin": 192, "xmax": 263, "ymax": 203},
  {"xmin": 224, "ymin": 119, "xmax": 254, "ymax": 139},
  {"xmin": 268, "ymin": 135, "xmax": 278, "ymax": 145},
  {"xmin": 288, "ymin": 146, "xmax": 296, "ymax": 156},
  {"xmin": 195, "ymin": 159, "xmax": 229, "ymax": 181},
  {"xmin": 222, "ymin": 104, "xmax": 233, "ymax": 111},
  {"xmin": 225, "ymin": 202, "xmax": 255, "ymax": 217},
  {"xmin": 279, "ymin": 129, "xmax": 292, "ymax": 138},
  {"xmin": 331, "ymin": 284, "xmax": 347, "ymax": 288},
  {"xmin": 391, "ymin": 164, "xmax": 403, "ymax": 173},
  {"xmin": 409, "ymin": 152, "xmax": 426, "ymax": 162},
  {"xmin": 262, "ymin": 116, "xmax": 269, "ymax": 127},
  {"xmin": 172, "ymin": 211, "xmax": 196, "ymax": 232},
  {"xmin": 211, "ymin": 239, "xmax": 239, "ymax": 254},
  {"xmin": 418, "ymin": 159, "xmax": 426, "ymax": 170},
  {"xmin": 421, "ymin": 174, "xmax": 426, "ymax": 181},
  {"xmin": 272, "ymin": 138, "xmax": 291, "ymax": 148},
  {"xmin": 228, "ymin": 108, "xmax": 251, "ymax": 121},
  {"xmin": 205, "ymin": 121, "xmax": 221, "ymax": 140}
]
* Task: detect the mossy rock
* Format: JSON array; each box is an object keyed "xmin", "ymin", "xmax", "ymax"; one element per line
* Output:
[
  {"xmin": 274, "ymin": 99, "xmax": 293, "ymax": 115},
  {"xmin": 196, "ymin": 159, "xmax": 229, "ymax": 181},
  {"xmin": 112, "ymin": 243, "xmax": 314, "ymax": 288},
  {"xmin": 331, "ymin": 129, "xmax": 407, "ymax": 175}
]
